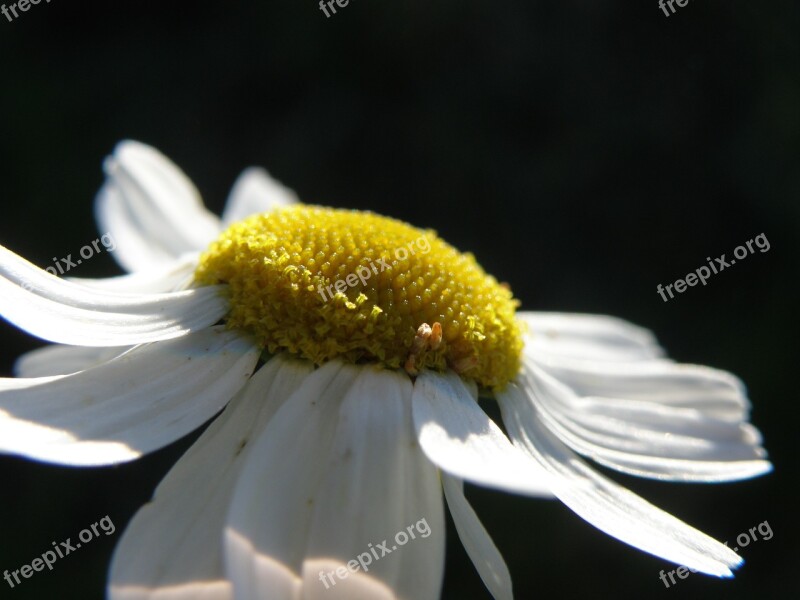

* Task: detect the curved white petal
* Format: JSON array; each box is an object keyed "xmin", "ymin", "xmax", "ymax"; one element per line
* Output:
[
  {"xmin": 96, "ymin": 140, "xmax": 221, "ymax": 271},
  {"xmin": 496, "ymin": 381, "xmax": 744, "ymax": 577},
  {"xmin": 68, "ymin": 253, "xmax": 199, "ymax": 293},
  {"xmin": 225, "ymin": 363, "xmax": 446, "ymax": 600},
  {"xmin": 221, "ymin": 167, "xmax": 299, "ymax": 225},
  {"xmin": 520, "ymin": 312, "xmax": 664, "ymax": 362},
  {"xmin": 520, "ymin": 360, "xmax": 771, "ymax": 482},
  {"xmin": 528, "ymin": 350, "xmax": 751, "ymax": 419},
  {"xmin": 96, "ymin": 184, "xmax": 182, "ymax": 272},
  {"xmin": 0, "ymin": 244, "xmax": 228, "ymax": 346},
  {"xmin": 441, "ymin": 474, "xmax": 512, "ymax": 600},
  {"xmin": 411, "ymin": 369, "xmax": 553, "ymax": 497},
  {"xmin": 109, "ymin": 354, "xmax": 313, "ymax": 600},
  {"xmin": 14, "ymin": 344, "xmax": 130, "ymax": 377},
  {"xmin": 0, "ymin": 326, "xmax": 259, "ymax": 465}
]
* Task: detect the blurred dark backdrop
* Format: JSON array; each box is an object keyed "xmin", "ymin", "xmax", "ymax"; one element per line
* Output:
[{"xmin": 0, "ymin": 1, "xmax": 798, "ymax": 599}]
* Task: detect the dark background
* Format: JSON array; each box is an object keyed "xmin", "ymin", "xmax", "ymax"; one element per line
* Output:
[{"xmin": 0, "ymin": 1, "xmax": 797, "ymax": 599}]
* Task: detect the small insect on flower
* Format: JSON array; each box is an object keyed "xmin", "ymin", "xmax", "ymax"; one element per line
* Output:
[{"xmin": 0, "ymin": 141, "xmax": 771, "ymax": 599}]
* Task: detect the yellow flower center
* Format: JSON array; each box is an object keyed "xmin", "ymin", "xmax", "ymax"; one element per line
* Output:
[{"xmin": 194, "ymin": 206, "xmax": 523, "ymax": 389}]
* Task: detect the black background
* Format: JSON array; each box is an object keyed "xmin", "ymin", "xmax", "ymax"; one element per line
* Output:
[{"xmin": 0, "ymin": 1, "xmax": 798, "ymax": 599}]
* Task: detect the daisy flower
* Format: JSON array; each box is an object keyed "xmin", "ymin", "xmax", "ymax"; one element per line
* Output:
[{"xmin": 0, "ymin": 141, "xmax": 771, "ymax": 599}]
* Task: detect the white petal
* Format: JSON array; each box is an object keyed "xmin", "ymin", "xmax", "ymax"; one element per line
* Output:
[
  {"xmin": 0, "ymin": 326, "xmax": 259, "ymax": 465},
  {"xmin": 520, "ymin": 312, "xmax": 664, "ymax": 362},
  {"xmin": 519, "ymin": 361, "xmax": 771, "ymax": 482},
  {"xmin": 221, "ymin": 167, "xmax": 299, "ymax": 225},
  {"xmin": 301, "ymin": 367, "xmax": 445, "ymax": 600},
  {"xmin": 109, "ymin": 355, "xmax": 313, "ymax": 600},
  {"xmin": 0, "ymin": 244, "xmax": 228, "ymax": 346},
  {"xmin": 14, "ymin": 344, "xmax": 129, "ymax": 377},
  {"xmin": 95, "ymin": 181, "xmax": 176, "ymax": 273},
  {"xmin": 109, "ymin": 582, "xmax": 231, "ymax": 600},
  {"xmin": 441, "ymin": 474, "xmax": 512, "ymax": 600},
  {"xmin": 496, "ymin": 381, "xmax": 744, "ymax": 577},
  {"xmin": 528, "ymin": 351, "xmax": 750, "ymax": 419},
  {"xmin": 224, "ymin": 360, "xmax": 361, "ymax": 600},
  {"xmin": 96, "ymin": 183, "xmax": 182, "ymax": 272},
  {"xmin": 68, "ymin": 253, "xmax": 199, "ymax": 293},
  {"xmin": 225, "ymin": 363, "xmax": 446, "ymax": 600},
  {"xmin": 411, "ymin": 369, "xmax": 553, "ymax": 497},
  {"xmin": 96, "ymin": 140, "xmax": 221, "ymax": 271}
]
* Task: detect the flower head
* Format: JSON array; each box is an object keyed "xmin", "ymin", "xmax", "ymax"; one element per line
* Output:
[
  {"xmin": 0, "ymin": 141, "xmax": 771, "ymax": 599},
  {"xmin": 195, "ymin": 205, "xmax": 523, "ymax": 388}
]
